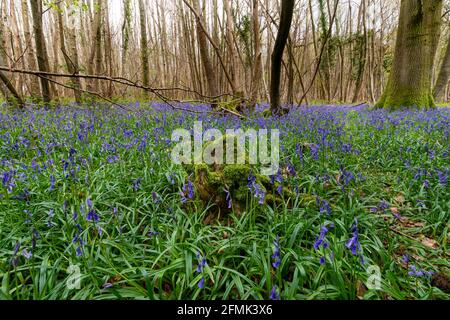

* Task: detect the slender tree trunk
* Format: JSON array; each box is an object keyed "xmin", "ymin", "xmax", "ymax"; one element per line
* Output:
[
  {"xmin": 376, "ymin": 0, "xmax": 443, "ymax": 109},
  {"xmin": 56, "ymin": 3, "xmax": 82, "ymax": 104},
  {"xmin": 270, "ymin": 0, "xmax": 295, "ymax": 114},
  {"xmin": 434, "ymin": 30, "xmax": 450, "ymax": 101},
  {"xmin": 224, "ymin": 0, "xmax": 239, "ymax": 93},
  {"xmin": 21, "ymin": 0, "xmax": 40, "ymax": 97},
  {"xmin": 192, "ymin": 0, "xmax": 219, "ymax": 108},
  {"xmin": 30, "ymin": 0, "xmax": 52, "ymax": 103},
  {"xmin": 86, "ymin": 0, "xmax": 102, "ymax": 92},
  {"xmin": 121, "ymin": 0, "xmax": 131, "ymax": 77},
  {"xmin": 138, "ymin": 0, "xmax": 150, "ymax": 89},
  {"xmin": 0, "ymin": 52, "xmax": 24, "ymax": 107},
  {"xmin": 250, "ymin": 0, "xmax": 262, "ymax": 108},
  {"xmin": 352, "ymin": 0, "xmax": 367, "ymax": 103}
]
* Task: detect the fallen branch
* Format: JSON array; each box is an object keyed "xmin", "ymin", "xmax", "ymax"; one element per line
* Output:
[{"xmin": 0, "ymin": 66, "xmax": 246, "ymax": 118}]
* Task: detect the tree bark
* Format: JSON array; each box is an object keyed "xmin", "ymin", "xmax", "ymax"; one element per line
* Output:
[
  {"xmin": 250, "ymin": 0, "xmax": 262, "ymax": 108},
  {"xmin": 121, "ymin": 0, "xmax": 132, "ymax": 77},
  {"xmin": 56, "ymin": 3, "xmax": 82, "ymax": 103},
  {"xmin": 376, "ymin": 0, "xmax": 444, "ymax": 109},
  {"xmin": 270, "ymin": 0, "xmax": 295, "ymax": 114},
  {"xmin": 30, "ymin": 0, "xmax": 52, "ymax": 103},
  {"xmin": 138, "ymin": 0, "xmax": 150, "ymax": 89},
  {"xmin": 434, "ymin": 29, "xmax": 450, "ymax": 101},
  {"xmin": 192, "ymin": 0, "xmax": 219, "ymax": 108}
]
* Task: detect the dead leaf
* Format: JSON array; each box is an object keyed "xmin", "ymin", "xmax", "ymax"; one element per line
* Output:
[
  {"xmin": 395, "ymin": 193, "xmax": 405, "ymax": 204},
  {"xmin": 390, "ymin": 207, "xmax": 400, "ymax": 215},
  {"xmin": 356, "ymin": 280, "xmax": 367, "ymax": 299},
  {"xmin": 398, "ymin": 216, "xmax": 425, "ymax": 228},
  {"xmin": 420, "ymin": 236, "xmax": 438, "ymax": 249}
]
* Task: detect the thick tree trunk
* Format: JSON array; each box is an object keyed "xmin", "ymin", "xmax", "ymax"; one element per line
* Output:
[
  {"xmin": 270, "ymin": 0, "xmax": 295, "ymax": 114},
  {"xmin": 376, "ymin": 0, "xmax": 443, "ymax": 110},
  {"xmin": 434, "ymin": 30, "xmax": 450, "ymax": 101},
  {"xmin": 30, "ymin": 0, "xmax": 52, "ymax": 103}
]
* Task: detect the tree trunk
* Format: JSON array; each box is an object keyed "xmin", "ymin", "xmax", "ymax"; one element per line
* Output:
[
  {"xmin": 270, "ymin": 0, "xmax": 295, "ymax": 114},
  {"xmin": 376, "ymin": 0, "xmax": 443, "ymax": 109},
  {"xmin": 56, "ymin": 3, "xmax": 82, "ymax": 104},
  {"xmin": 224, "ymin": 0, "xmax": 239, "ymax": 94},
  {"xmin": 30, "ymin": 0, "xmax": 52, "ymax": 103},
  {"xmin": 138, "ymin": 0, "xmax": 150, "ymax": 89},
  {"xmin": 192, "ymin": 0, "xmax": 219, "ymax": 108},
  {"xmin": 86, "ymin": 0, "xmax": 102, "ymax": 92},
  {"xmin": 121, "ymin": 0, "xmax": 132, "ymax": 77},
  {"xmin": 0, "ymin": 53, "xmax": 24, "ymax": 107},
  {"xmin": 250, "ymin": 0, "xmax": 262, "ymax": 108},
  {"xmin": 434, "ymin": 30, "xmax": 450, "ymax": 101},
  {"xmin": 21, "ymin": 0, "xmax": 40, "ymax": 97}
]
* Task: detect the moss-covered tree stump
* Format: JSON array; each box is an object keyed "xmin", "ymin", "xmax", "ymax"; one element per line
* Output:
[{"xmin": 180, "ymin": 134, "xmax": 295, "ymax": 218}]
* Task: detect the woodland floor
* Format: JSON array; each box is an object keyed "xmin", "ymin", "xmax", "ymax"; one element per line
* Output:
[{"xmin": 0, "ymin": 103, "xmax": 448, "ymax": 299}]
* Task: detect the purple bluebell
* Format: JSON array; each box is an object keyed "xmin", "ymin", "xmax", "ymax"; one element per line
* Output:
[
  {"xmin": 271, "ymin": 235, "xmax": 281, "ymax": 269},
  {"xmin": 269, "ymin": 286, "xmax": 281, "ymax": 300},
  {"xmin": 224, "ymin": 188, "xmax": 232, "ymax": 209},
  {"xmin": 22, "ymin": 249, "xmax": 32, "ymax": 259},
  {"xmin": 346, "ymin": 219, "xmax": 362, "ymax": 257},
  {"xmin": 313, "ymin": 226, "xmax": 329, "ymax": 250}
]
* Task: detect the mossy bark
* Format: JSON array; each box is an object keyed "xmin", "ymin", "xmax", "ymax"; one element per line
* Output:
[{"xmin": 375, "ymin": 0, "xmax": 443, "ymax": 110}]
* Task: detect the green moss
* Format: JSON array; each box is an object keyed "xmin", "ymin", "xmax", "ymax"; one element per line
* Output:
[{"xmin": 375, "ymin": 86, "xmax": 436, "ymax": 110}]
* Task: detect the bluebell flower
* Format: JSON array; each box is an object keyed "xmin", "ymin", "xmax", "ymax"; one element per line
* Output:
[
  {"xmin": 310, "ymin": 144, "xmax": 319, "ymax": 160},
  {"xmin": 13, "ymin": 241, "xmax": 21, "ymax": 256},
  {"xmin": 148, "ymin": 230, "xmax": 160, "ymax": 237},
  {"xmin": 319, "ymin": 256, "xmax": 326, "ymax": 265},
  {"xmin": 269, "ymin": 286, "xmax": 281, "ymax": 300},
  {"xmin": 49, "ymin": 174, "xmax": 56, "ymax": 191},
  {"xmin": 224, "ymin": 188, "xmax": 232, "ymax": 209},
  {"xmin": 152, "ymin": 192, "xmax": 160, "ymax": 204},
  {"xmin": 276, "ymin": 185, "xmax": 283, "ymax": 196},
  {"xmin": 195, "ymin": 251, "xmax": 207, "ymax": 289},
  {"xmin": 132, "ymin": 178, "xmax": 142, "ymax": 191},
  {"xmin": 437, "ymin": 170, "xmax": 447, "ymax": 186},
  {"xmin": 198, "ymin": 278, "xmax": 205, "ymax": 289},
  {"xmin": 313, "ymin": 226, "xmax": 329, "ymax": 250},
  {"xmin": 271, "ymin": 235, "xmax": 281, "ymax": 269},
  {"xmin": 408, "ymin": 265, "xmax": 433, "ymax": 278},
  {"xmin": 22, "ymin": 249, "xmax": 32, "ymax": 259},
  {"xmin": 86, "ymin": 208, "xmax": 100, "ymax": 222},
  {"xmin": 346, "ymin": 219, "xmax": 362, "ymax": 258}
]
